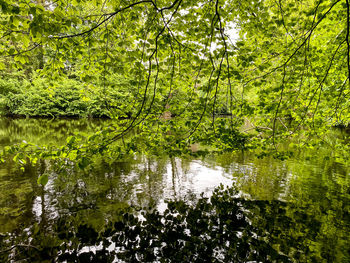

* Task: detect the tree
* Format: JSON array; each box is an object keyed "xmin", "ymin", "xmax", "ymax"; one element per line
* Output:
[{"xmin": 0, "ymin": 0, "xmax": 349, "ymax": 162}]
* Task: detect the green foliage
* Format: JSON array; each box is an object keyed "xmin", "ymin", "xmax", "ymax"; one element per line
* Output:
[
  {"xmin": 0, "ymin": 70, "xmax": 27, "ymax": 112},
  {"xmin": 2, "ymin": 0, "xmax": 350, "ymax": 261},
  {"xmin": 37, "ymin": 173, "xmax": 48, "ymax": 186},
  {"xmin": 0, "ymin": 0, "xmax": 349, "ymax": 256},
  {"xmin": 0, "ymin": 0, "xmax": 349, "ymax": 173},
  {"xmin": 1, "ymin": 73, "xmax": 139, "ymax": 118},
  {"xmin": 0, "ymin": 76, "xmax": 21, "ymax": 96}
]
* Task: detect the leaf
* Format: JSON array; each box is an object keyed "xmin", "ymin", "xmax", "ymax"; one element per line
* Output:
[
  {"xmin": 78, "ymin": 156, "xmax": 90, "ymax": 170},
  {"xmin": 53, "ymin": 8, "xmax": 65, "ymax": 19},
  {"xmin": 66, "ymin": 136, "xmax": 76, "ymax": 145},
  {"xmin": 22, "ymin": 35, "xmax": 30, "ymax": 48},
  {"xmin": 12, "ymin": 16, "xmax": 20, "ymax": 27},
  {"xmin": 37, "ymin": 173, "xmax": 49, "ymax": 186},
  {"xmin": 14, "ymin": 55, "xmax": 26, "ymax": 64},
  {"xmin": 13, "ymin": 153, "xmax": 20, "ymax": 162}
]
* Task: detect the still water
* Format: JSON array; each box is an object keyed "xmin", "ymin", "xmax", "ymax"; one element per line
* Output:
[{"xmin": 0, "ymin": 118, "xmax": 349, "ymax": 262}]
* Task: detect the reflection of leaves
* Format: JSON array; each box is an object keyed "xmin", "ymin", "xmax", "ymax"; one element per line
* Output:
[
  {"xmin": 0, "ymin": 162, "xmax": 35, "ymax": 233},
  {"xmin": 0, "ymin": 118, "xmax": 110, "ymax": 148},
  {"xmin": 1, "ymin": 184, "xmax": 349, "ymax": 262},
  {"xmin": 76, "ymin": 224, "xmax": 99, "ymax": 244}
]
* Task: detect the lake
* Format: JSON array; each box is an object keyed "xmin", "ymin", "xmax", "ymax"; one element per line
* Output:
[{"xmin": 0, "ymin": 118, "xmax": 349, "ymax": 262}]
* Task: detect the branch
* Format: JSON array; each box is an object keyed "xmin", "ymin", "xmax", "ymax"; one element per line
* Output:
[
  {"xmin": 3, "ymin": 43, "xmax": 41, "ymax": 58},
  {"xmin": 104, "ymin": 1, "xmax": 183, "ymax": 144},
  {"xmin": 272, "ymin": 64, "xmax": 286, "ymax": 150},
  {"xmin": 51, "ymin": 0, "xmax": 155, "ymax": 39},
  {"xmin": 242, "ymin": 0, "xmax": 342, "ymax": 87}
]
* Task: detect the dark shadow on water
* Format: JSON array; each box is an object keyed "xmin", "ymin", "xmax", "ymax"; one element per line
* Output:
[{"xmin": 1, "ymin": 184, "xmax": 349, "ymax": 263}]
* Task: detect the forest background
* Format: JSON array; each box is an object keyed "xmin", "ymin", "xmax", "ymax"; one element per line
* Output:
[{"xmin": 0, "ymin": 0, "xmax": 349, "ymax": 168}]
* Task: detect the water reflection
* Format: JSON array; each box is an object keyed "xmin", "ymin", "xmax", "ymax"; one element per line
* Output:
[
  {"xmin": 0, "ymin": 117, "xmax": 108, "ymax": 146},
  {"xmin": 1, "ymin": 184, "xmax": 349, "ymax": 262},
  {"xmin": 0, "ymin": 118, "xmax": 349, "ymax": 262}
]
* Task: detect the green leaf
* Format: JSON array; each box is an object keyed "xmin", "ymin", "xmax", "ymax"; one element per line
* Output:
[
  {"xmin": 12, "ymin": 16, "xmax": 20, "ymax": 27},
  {"xmin": 37, "ymin": 173, "xmax": 49, "ymax": 186},
  {"xmin": 22, "ymin": 35, "xmax": 30, "ymax": 48},
  {"xmin": 54, "ymin": 8, "xmax": 65, "ymax": 19},
  {"xmin": 66, "ymin": 136, "xmax": 76, "ymax": 145},
  {"xmin": 14, "ymin": 55, "xmax": 26, "ymax": 64},
  {"xmin": 78, "ymin": 156, "xmax": 90, "ymax": 170}
]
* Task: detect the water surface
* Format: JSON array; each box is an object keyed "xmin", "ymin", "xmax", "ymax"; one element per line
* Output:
[{"xmin": 0, "ymin": 118, "xmax": 349, "ymax": 262}]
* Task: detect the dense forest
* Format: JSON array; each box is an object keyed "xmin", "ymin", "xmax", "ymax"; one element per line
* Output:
[{"xmin": 0, "ymin": 0, "xmax": 350, "ymax": 262}]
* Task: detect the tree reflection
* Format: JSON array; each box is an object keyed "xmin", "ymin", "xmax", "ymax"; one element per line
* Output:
[
  {"xmin": 1, "ymin": 184, "xmax": 349, "ymax": 262},
  {"xmin": 1, "ymin": 118, "xmax": 349, "ymax": 262}
]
